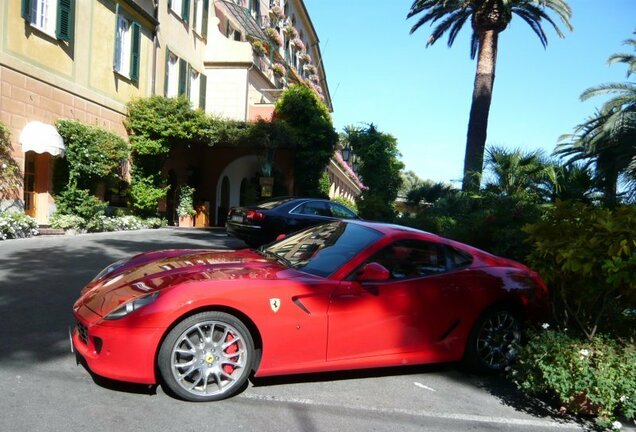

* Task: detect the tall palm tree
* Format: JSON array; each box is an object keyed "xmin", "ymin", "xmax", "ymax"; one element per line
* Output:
[
  {"xmin": 556, "ymin": 33, "xmax": 636, "ymax": 204},
  {"xmin": 407, "ymin": 0, "xmax": 572, "ymax": 192}
]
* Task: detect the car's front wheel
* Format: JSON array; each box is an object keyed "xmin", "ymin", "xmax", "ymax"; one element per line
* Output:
[
  {"xmin": 158, "ymin": 311, "xmax": 255, "ymax": 401},
  {"xmin": 464, "ymin": 306, "xmax": 522, "ymax": 373}
]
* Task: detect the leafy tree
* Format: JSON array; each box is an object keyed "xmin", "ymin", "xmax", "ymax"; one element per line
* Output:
[
  {"xmin": 344, "ymin": 124, "xmax": 404, "ymax": 221},
  {"xmin": 0, "ymin": 123, "xmax": 22, "ymax": 208},
  {"xmin": 399, "ymin": 169, "xmax": 425, "ymax": 196},
  {"xmin": 274, "ymin": 85, "xmax": 338, "ymax": 196},
  {"xmin": 407, "ymin": 0, "xmax": 572, "ymax": 192},
  {"xmin": 556, "ymin": 32, "xmax": 636, "ymax": 205},
  {"xmin": 55, "ymin": 120, "xmax": 129, "ymax": 192}
]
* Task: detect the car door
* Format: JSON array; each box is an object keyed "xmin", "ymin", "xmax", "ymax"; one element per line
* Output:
[{"xmin": 326, "ymin": 239, "xmax": 467, "ymax": 361}]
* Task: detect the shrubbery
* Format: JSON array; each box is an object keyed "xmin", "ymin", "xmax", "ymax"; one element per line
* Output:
[
  {"xmin": 0, "ymin": 212, "xmax": 39, "ymax": 240},
  {"xmin": 50, "ymin": 213, "xmax": 166, "ymax": 233},
  {"xmin": 512, "ymin": 329, "xmax": 636, "ymax": 429}
]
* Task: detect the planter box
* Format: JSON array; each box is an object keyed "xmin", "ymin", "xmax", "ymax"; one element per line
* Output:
[{"xmin": 178, "ymin": 215, "xmax": 194, "ymax": 227}]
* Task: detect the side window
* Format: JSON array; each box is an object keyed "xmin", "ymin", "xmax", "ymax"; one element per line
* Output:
[
  {"xmin": 447, "ymin": 246, "xmax": 473, "ymax": 269},
  {"xmin": 329, "ymin": 203, "xmax": 356, "ymax": 219},
  {"xmin": 293, "ymin": 201, "xmax": 330, "ymax": 217},
  {"xmin": 113, "ymin": 10, "xmax": 141, "ymax": 83},
  {"xmin": 370, "ymin": 240, "xmax": 447, "ymax": 280}
]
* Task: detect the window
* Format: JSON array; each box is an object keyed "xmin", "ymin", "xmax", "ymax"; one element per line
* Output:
[
  {"xmin": 329, "ymin": 203, "xmax": 357, "ymax": 219},
  {"xmin": 169, "ymin": 0, "xmax": 190, "ymax": 22},
  {"xmin": 165, "ymin": 49, "xmax": 206, "ymax": 108},
  {"xmin": 113, "ymin": 5, "xmax": 141, "ymax": 82},
  {"xmin": 292, "ymin": 201, "xmax": 330, "ymax": 217},
  {"xmin": 21, "ymin": 0, "xmax": 74, "ymax": 41},
  {"xmin": 447, "ymin": 246, "xmax": 473, "ymax": 268},
  {"xmin": 165, "ymin": 51, "xmax": 179, "ymax": 97},
  {"xmin": 192, "ymin": 0, "xmax": 209, "ymax": 37},
  {"xmin": 226, "ymin": 22, "xmax": 242, "ymax": 41},
  {"xmin": 370, "ymin": 240, "xmax": 448, "ymax": 280}
]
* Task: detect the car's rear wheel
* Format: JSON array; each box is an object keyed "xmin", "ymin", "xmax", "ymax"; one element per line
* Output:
[
  {"xmin": 158, "ymin": 311, "xmax": 254, "ymax": 401},
  {"xmin": 464, "ymin": 306, "xmax": 522, "ymax": 372}
]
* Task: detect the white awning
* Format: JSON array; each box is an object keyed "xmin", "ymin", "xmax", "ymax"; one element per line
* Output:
[{"xmin": 19, "ymin": 121, "xmax": 65, "ymax": 157}]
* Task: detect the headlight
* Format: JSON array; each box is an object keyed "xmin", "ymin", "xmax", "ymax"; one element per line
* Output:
[
  {"xmin": 93, "ymin": 258, "xmax": 130, "ymax": 282},
  {"xmin": 104, "ymin": 292, "xmax": 159, "ymax": 320}
]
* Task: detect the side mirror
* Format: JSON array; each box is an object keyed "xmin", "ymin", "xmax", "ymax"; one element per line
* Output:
[
  {"xmin": 356, "ymin": 262, "xmax": 390, "ymax": 282},
  {"xmin": 275, "ymin": 233, "xmax": 286, "ymax": 241}
]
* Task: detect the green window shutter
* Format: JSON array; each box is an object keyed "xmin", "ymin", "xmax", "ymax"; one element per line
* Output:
[
  {"xmin": 202, "ymin": 0, "xmax": 209, "ymax": 38},
  {"xmin": 21, "ymin": 0, "xmax": 33, "ymax": 21},
  {"xmin": 164, "ymin": 48, "xmax": 171, "ymax": 96},
  {"xmin": 192, "ymin": 0, "xmax": 198, "ymax": 31},
  {"xmin": 56, "ymin": 0, "xmax": 75, "ymax": 41},
  {"xmin": 129, "ymin": 22, "xmax": 141, "ymax": 83},
  {"xmin": 113, "ymin": 3, "xmax": 121, "ymax": 70},
  {"xmin": 199, "ymin": 73, "xmax": 207, "ymax": 110},
  {"xmin": 182, "ymin": 0, "xmax": 190, "ymax": 23},
  {"xmin": 178, "ymin": 58, "xmax": 187, "ymax": 96}
]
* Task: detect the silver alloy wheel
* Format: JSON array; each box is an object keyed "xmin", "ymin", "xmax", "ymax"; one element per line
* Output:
[
  {"xmin": 475, "ymin": 310, "xmax": 521, "ymax": 370},
  {"xmin": 169, "ymin": 320, "xmax": 248, "ymax": 398}
]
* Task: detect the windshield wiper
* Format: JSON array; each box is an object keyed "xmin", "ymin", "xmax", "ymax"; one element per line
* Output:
[{"xmin": 259, "ymin": 250, "xmax": 293, "ymax": 268}]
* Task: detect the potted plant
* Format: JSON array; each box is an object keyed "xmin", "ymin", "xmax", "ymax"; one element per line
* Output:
[
  {"xmin": 299, "ymin": 52, "xmax": 312, "ymax": 64},
  {"xmin": 251, "ymin": 40, "xmax": 267, "ymax": 57},
  {"xmin": 269, "ymin": 5, "xmax": 285, "ymax": 21},
  {"xmin": 264, "ymin": 27, "xmax": 283, "ymax": 47},
  {"xmin": 272, "ymin": 63, "xmax": 286, "ymax": 77},
  {"xmin": 283, "ymin": 24, "xmax": 298, "ymax": 38},
  {"xmin": 292, "ymin": 37, "xmax": 305, "ymax": 51},
  {"xmin": 177, "ymin": 185, "xmax": 196, "ymax": 227}
]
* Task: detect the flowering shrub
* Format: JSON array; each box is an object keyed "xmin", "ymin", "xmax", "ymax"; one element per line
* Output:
[
  {"xmin": 51, "ymin": 213, "xmax": 166, "ymax": 233},
  {"xmin": 0, "ymin": 212, "xmax": 39, "ymax": 240},
  {"xmin": 272, "ymin": 63, "xmax": 286, "ymax": 77},
  {"xmin": 264, "ymin": 27, "xmax": 283, "ymax": 47},
  {"xmin": 283, "ymin": 25, "xmax": 298, "ymax": 38},
  {"xmin": 269, "ymin": 5, "xmax": 285, "ymax": 20},
  {"xmin": 511, "ymin": 329, "xmax": 636, "ymax": 429},
  {"xmin": 251, "ymin": 40, "xmax": 267, "ymax": 56},
  {"xmin": 292, "ymin": 37, "xmax": 305, "ymax": 51}
]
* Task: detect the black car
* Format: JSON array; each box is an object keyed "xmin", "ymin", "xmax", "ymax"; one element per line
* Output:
[{"xmin": 226, "ymin": 197, "xmax": 360, "ymax": 246}]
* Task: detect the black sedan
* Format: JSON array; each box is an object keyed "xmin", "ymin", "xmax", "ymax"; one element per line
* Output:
[{"xmin": 226, "ymin": 197, "xmax": 360, "ymax": 246}]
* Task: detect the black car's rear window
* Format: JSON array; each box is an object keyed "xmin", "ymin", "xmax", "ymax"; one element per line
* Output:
[
  {"xmin": 256, "ymin": 198, "xmax": 294, "ymax": 210},
  {"xmin": 262, "ymin": 222, "xmax": 383, "ymax": 277}
]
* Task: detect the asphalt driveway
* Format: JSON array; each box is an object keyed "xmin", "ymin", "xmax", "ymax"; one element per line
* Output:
[{"xmin": 0, "ymin": 228, "xmax": 599, "ymax": 432}]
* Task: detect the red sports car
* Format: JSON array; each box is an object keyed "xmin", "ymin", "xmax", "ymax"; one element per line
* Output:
[{"xmin": 71, "ymin": 220, "xmax": 548, "ymax": 402}]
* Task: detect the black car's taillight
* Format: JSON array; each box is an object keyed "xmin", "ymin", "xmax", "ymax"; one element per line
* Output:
[{"xmin": 246, "ymin": 210, "xmax": 265, "ymax": 221}]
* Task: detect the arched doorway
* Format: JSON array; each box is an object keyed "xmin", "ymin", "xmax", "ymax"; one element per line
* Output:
[
  {"xmin": 215, "ymin": 155, "xmax": 261, "ymax": 225},
  {"xmin": 218, "ymin": 176, "xmax": 230, "ymax": 226}
]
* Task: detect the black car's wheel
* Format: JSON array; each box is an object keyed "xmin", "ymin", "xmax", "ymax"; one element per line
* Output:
[
  {"xmin": 464, "ymin": 306, "xmax": 522, "ymax": 373},
  {"xmin": 158, "ymin": 311, "xmax": 255, "ymax": 401}
]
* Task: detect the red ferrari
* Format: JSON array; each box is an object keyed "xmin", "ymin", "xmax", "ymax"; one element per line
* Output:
[{"xmin": 72, "ymin": 220, "xmax": 548, "ymax": 402}]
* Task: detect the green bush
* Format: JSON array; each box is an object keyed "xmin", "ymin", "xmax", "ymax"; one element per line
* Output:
[
  {"xmin": 129, "ymin": 174, "xmax": 168, "ymax": 217},
  {"xmin": 50, "ymin": 214, "xmax": 85, "ymax": 231},
  {"xmin": 399, "ymin": 192, "xmax": 544, "ymax": 262},
  {"xmin": 0, "ymin": 212, "xmax": 38, "ymax": 239},
  {"xmin": 524, "ymin": 202, "xmax": 636, "ymax": 340},
  {"xmin": 332, "ymin": 196, "xmax": 357, "ymax": 213},
  {"xmin": 177, "ymin": 185, "xmax": 196, "ymax": 217},
  {"xmin": 54, "ymin": 187, "xmax": 107, "ymax": 221},
  {"xmin": 512, "ymin": 329, "xmax": 636, "ymax": 428}
]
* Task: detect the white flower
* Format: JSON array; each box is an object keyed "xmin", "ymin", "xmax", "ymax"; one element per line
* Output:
[
  {"xmin": 579, "ymin": 349, "xmax": 590, "ymax": 357},
  {"xmin": 620, "ymin": 395, "xmax": 629, "ymax": 403},
  {"xmin": 612, "ymin": 420, "xmax": 622, "ymax": 430},
  {"xmin": 542, "ymin": 323, "xmax": 550, "ymax": 330}
]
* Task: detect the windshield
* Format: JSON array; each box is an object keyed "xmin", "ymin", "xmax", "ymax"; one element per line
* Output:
[{"xmin": 261, "ymin": 221, "xmax": 383, "ymax": 277}]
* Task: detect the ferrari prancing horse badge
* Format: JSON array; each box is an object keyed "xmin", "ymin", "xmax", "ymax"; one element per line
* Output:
[{"xmin": 269, "ymin": 298, "xmax": 281, "ymax": 313}]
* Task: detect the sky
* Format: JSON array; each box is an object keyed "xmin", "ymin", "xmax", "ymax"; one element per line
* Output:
[{"xmin": 303, "ymin": 0, "xmax": 636, "ymax": 186}]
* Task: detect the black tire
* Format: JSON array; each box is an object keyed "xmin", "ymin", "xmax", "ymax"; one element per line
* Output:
[
  {"xmin": 158, "ymin": 311, "xmax": 255, "ymax": 401},
  {"xmin": 464, "ymin": 306, "xmax": 522, "ymax": 373}
]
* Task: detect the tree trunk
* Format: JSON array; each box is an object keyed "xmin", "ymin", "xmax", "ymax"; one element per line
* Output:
[{"xmin": 462, "ymin": 30, "xmax": 498, "ymax": 192}]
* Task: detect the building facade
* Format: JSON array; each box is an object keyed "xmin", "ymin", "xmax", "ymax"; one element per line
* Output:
[{"xmin": 1, "ymin": 0, "xmax": 359, "ymax": 226}]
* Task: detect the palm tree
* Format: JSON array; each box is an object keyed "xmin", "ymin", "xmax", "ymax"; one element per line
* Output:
[
  {"xmin": 407, "ymin": 0, "xmax": 572, "ymax": 192},
  {"xmin": 482, "ymin": 145, "xmax": 551, "ymax": 199},
  {"xmin": 556, "ymin": 33, "xmax": 636, "ymax": 204}
]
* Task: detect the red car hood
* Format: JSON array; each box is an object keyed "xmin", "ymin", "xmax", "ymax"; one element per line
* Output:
[{"xmin": 76, "ymin": 249, "xmax": 285, "ymax": 318}]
